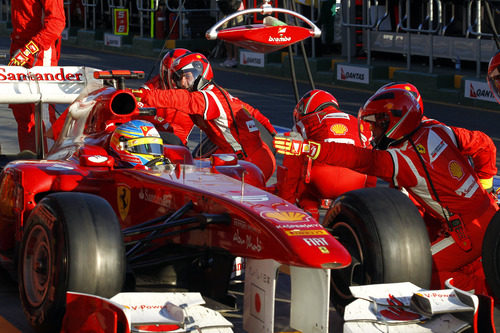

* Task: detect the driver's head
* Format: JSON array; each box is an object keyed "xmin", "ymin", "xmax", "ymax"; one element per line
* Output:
[
  {"xmin": 169, "ymin": 52, "xmax": 213, "ymax": 91},
  {"xmin": 488, "ymin": 50, "xmax": 500, "ymax": 104},
  {"xmin": 160, "ymin": 48, "xmax": 190, "ymax": 89},
  {"xmin": 358, "ymin": 88, "xmax": 423, "ymax": 150},
  {"xmin": 110, "ymin": 120, "xmax": 164, "ymax": 167}
]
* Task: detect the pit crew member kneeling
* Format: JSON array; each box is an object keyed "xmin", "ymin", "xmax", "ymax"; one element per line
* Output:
[
  {"xmin": 274, "ymin": 88, "xmax": 499, "ymax": 296},
  {"xmin": 277, "ymin": 89, "xmax": 376, "ymax": 220}
]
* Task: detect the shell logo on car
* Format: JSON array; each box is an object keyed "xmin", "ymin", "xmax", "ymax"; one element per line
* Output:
[{"xmin": 260, "ymin": 211, "xmax": 311, "ymax": 223}]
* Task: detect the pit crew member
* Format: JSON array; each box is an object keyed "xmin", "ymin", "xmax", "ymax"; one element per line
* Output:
[
  {"xmin": 8, "ymin": 0, "xmax": 66, "ymax": 152},
  {"xmin": 277, "ymin": 89, "xmax": 376, "ymax": 220},
  {"xmin": 487, "ymin": 50, "xmax": 500, "ymax": 105},
  {"xmin": 139, "ymin": 48, "xmax": 195, "ymax": 145},
  {"xmin": 134, "ymin": 52, "xmax": 277, "ymax": 181},
  {"xmin": 273, "ymin": 88, "xmax": 499, "ymax": 295}
]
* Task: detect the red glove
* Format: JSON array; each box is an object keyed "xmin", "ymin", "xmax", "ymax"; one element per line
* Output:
[
  {"xmin": 8, "ymin": 40, "xmax": 40, "ymax": 68},
  {"xmin": 273, "ymin": 132, "xmax": 321, "ymax": 160}
]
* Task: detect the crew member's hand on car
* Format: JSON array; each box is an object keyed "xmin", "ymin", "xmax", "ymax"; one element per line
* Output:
[
  {"xmin": 273, "ymin": 132, "xmax": 321, "ymax": 159},
  {"xmin": 8, "ymin": 40, "xmax": 40, "ymax": 68}
]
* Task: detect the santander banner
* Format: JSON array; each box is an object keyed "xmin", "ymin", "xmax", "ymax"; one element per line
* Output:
[{"xmin": 0, "ymin": 66, "xmax": 102, "ymax": 104}]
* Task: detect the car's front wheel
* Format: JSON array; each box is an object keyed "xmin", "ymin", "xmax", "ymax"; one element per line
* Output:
[
  {"xmin": 19, "ymin": 192, "xmax": 125, "ymax": 333},
  {"xmin": 323, "ymin": 187, "xmax": 432, "ymax": 311}
]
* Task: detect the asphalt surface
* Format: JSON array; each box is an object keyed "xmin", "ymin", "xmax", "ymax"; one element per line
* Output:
[{"xmin": 0, "ymin": 38, "xmax": 499, "ymax": 332}]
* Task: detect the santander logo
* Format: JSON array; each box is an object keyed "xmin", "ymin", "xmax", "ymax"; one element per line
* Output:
[{"xmin": 0, "ymin": 67, "xmax": 84, "ymax": 82}]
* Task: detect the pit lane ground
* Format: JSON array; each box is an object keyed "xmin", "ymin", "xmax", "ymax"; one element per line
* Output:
[{"xmin": 0, "ymin": 39, "xmax": 500, "ymax": 332}]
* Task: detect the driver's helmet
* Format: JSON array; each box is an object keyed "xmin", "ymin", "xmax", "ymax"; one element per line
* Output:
[
  {"xmin": 168, "ymin": 52, "xmax": 213, "ymax": 91},
  {"xmin": 110, "ymin": 120, "xmax": 164, "ymax": 167},
  {"xmin": 293, "ymin": 89, "xmax": 340, "ymax": 124},
  {"xmin": 376, "ymin": 81, "xmax": 423, "ymax": 112},
  {"xmin": 159, "ymin": 48, "xmax": 190, "ymax": 89},
  {"xmin": 358, "ymin": 88, "xmax": 423, "ymax": 150},
  {"xmin": 487, "ymin": 50, "xmax": 500, "ymax": 104}
]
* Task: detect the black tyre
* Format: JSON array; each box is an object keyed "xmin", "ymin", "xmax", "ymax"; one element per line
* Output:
[
  {"xmin": 19, "ymin": 192, "xmax": 125, "ymax": 332},
  {"xmin": 323, "ymin": 187, "xmax": 432, "ymax": 309},
  {"xmin": 482, "ymin": 210, "xmax": 500, "ymax": 301}
]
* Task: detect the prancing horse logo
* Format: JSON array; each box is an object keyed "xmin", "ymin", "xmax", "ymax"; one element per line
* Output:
[{"xmin": 117, "ymin": 185, "xmax": 131, "ymax": 220}]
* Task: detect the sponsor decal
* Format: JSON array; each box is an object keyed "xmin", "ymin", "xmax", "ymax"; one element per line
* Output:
[
  {"xmin": 246, "ymin": 119, "xmax": 258, "ymax": 132},
  {"xmin": 319, "ymin": 247, "xmax": 330, "ymax": 254},
  {"xmin": 465, "ymin": 80, "xmax": 497, "ymax": 103},
  {"xmin": 303, "ymin": 237, "xmax": 329, "ymax": 246},
  {"xmin": 88, "ymin": 155, "xmax": 109, "ymax": 163},
  {"xmin": 240, "ymin": 50, "xmax": 264, "ymax": 68},
  {"xmin": 284, "ymin": 229, "xmax": 329, "ymax": 236},
  {"xmin": 448, "ymin": 160, "xmax": 464, "ymax": 180},
  {"xmin": 138, "ymin": 188, "xmax": 172, "ymax": 208},
  {"xmin": 456, "ymin": 175, "xmax": 479, "ymax": 198},
  {"xmin": 276, "ymin": 223, "xmax": 317, "ymax": 229},
  {"xmin": 427, "ymin": 130, "xmax": 447, "ymax": 163},
  {"xmin": 117, "ymin": 185, "xmax": 131, "ymax": 220},
  {"xmin": 0, "ymin": 67, "xmax": 83, "ymax": 82},
  {"xmin": 233, "ymin": 229, "xmax": 262, "ymax": 252},
  {"xmin": 230, "ymin": 195, "xmax": 269, "ymax": 202},
  {"xmin": 416, "ymin": 144, "xmax": 426, "ymax": 154},
  {"xmin": 268, "ymin": 35, "xmax": 292, "ymax": 43},
  {"xmin": 261, "ymin": 211, "xmax": 312, "ymax": 223},
  {"xmin": 337, "ymin": 64, "xmax": 369, "ymax": 84},
  {"xmin": 330, "ymin": 123, "xmax": 348, "ymax": 135}
]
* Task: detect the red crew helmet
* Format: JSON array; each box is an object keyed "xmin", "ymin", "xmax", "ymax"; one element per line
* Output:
[
  {"xmin": 169, "ymin": 52, "xmax": 213, "ymax": 91},
  {"xmin": 159, "ymin": 48, "xmax": 190, "ymax": 89},
  {"xmin": 377, "ymin": 81, "xmax": 423, "ymax": 112},
  {"xmin": 487, "ymin": 50, "xmax": 500, "ymax": 104},
  {"xmin": 358, "ymin": 88, "xmax": 423, "ymax": 149},
  {"xmin": 293, "ymin": 89, "xmax": 340, "ymax": 123}
]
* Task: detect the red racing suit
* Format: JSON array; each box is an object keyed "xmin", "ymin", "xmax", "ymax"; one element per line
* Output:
[
  {"xmin": 141, "ymin": 84, "xmax": 277, "ymax": 181},
  {"xmin": 9, "ymin": 0, "xmax": 66, "ymax": 152},
  {"xmin": 141, "ymin": 76, "xmax": 195, "ymax": 145},
  {"xmin": 278, "ymin": 108, "xmax": 376, "ymax": 220},
  {"xmin": 314, "ymin": 118, "xmax": 499, "ymax": 294}
]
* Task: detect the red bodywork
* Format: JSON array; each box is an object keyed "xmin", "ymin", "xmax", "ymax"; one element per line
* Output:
[{"xmin": 0, "ymin": 85, "xmax": 351, "ymax": 270}]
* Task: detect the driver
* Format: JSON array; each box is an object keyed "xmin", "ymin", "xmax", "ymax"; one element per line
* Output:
[
  {"xmin": 487, "ymin": 50, "xmax": 500, "ymax": 105},
  {"xmin": 273, "ymin": 88, "xmax": 499, "ymax": 295},
  {"xmin": 109, "ymin": 119, "xmax": 165, "ymax": 168}
]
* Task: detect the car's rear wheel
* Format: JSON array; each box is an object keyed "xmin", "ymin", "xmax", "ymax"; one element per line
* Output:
[
  {"xmin": 482, "ymin": 210, "xmax": 500, "ymax": 301},
  {"xmin": 323, "ymin": 187, "xmax": 432, "ymax": 311},
  {"xmin": 19, "ymin": 192, "xmax": 125, "ymax": 333}
]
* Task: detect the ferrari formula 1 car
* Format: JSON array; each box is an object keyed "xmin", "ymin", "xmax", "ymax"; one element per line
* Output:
[{"xmin": 0, "ymin": 65, "xmax": 437, "ymax": 333}]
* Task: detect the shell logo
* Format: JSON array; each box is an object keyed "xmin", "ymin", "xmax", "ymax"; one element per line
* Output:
[
  {"xmin": 449, "ymin": 160, "xmax": 464, "ymax": 180},
  {"xmin": 330, "ymin": 123, "xmax": 348, "ymax": 135},
  {"xmin": 385, "ymin": 102, "xmax": 394, "ymax": 110},
  {"xmin": 261, "ymin": 211, "xmax": 310, "ymax": 222}
]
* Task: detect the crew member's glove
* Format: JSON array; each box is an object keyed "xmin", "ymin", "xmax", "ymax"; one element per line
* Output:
[
  {"xmin": 8, "ymin": 40, "xmax": 40, "ymax": 68},
  {"xmin": 273, "ymin": 132, "xmax": 321, "ymax": 160}
]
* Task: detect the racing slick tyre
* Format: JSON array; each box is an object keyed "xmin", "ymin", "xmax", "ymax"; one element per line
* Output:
[
  {"xmin": 482, "ymin": 210, "xmax": 500, "ymax": 301},
  {"xmin": 18, "ymin": 192, "xmax": 125, "ymax": 333},
  {"xmin": 323, "ymin": 187, "xmax": 432, "ymax": 311}
]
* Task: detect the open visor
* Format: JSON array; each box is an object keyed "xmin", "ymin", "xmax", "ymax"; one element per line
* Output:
[
  {"xmin": 172, "ymin": 61, "xmax": 204, "ymax": 90},
  {"xmin": 125, "ymin": 137, "xmax": 163, "ymax": 155}
]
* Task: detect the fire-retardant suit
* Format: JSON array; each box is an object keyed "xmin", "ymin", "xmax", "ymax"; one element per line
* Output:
[
  {"xmin": 136, "ymin": 52, "xmax": 277, "ymax": 181},
  {"xmin": 9, "ymin": 0, "xmax": 66, "ymax": 152},
  {"xmin": 278, "ymin": 90, "xmax": 376, "ymax": 220},
  {"xmin": 274, "ymin": 88, "xmax": 499, "ymax": 295}
]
